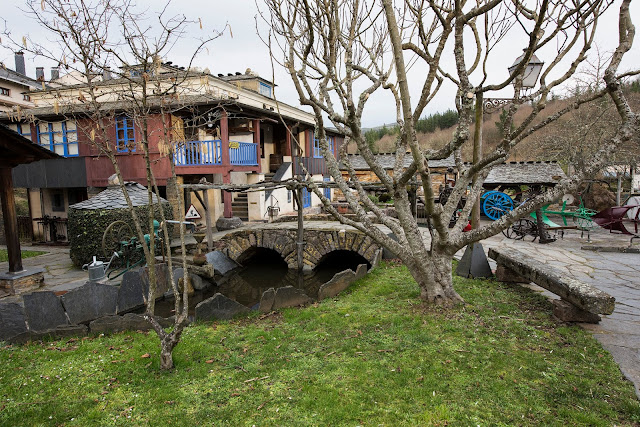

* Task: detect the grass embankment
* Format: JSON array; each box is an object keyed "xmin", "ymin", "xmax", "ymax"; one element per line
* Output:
[
  {"xmin": 0, "ymin": 249, "xmax": 46, "ymax": 262},
  {"xmin": 1, "ymin": 262, "xmax": 638, "ymax": 425}
]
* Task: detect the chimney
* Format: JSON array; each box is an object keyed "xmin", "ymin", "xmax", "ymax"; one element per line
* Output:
[
  {"xmin": 103, "ymin": 67, "xmax": 112, "ymax": 80},
  {"xmin": 14, "ymin": 51, "xmax": 26, "ymax": 75},
  {"xmin": 35, "ymin": 67, "xmax": 45, "ymax": 81},
  {"xmin": 50, "ymin": 67, "xmax": 60, "ymax": 80}
]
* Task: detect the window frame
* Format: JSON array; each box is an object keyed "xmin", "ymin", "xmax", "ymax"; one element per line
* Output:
[
  {"xmin": 0, "ymin": 87, "xmax": 10, "ymax": 96},
  {"xmin": 35, "ymin": 121, "xmax": 78, "ymax": 157},
  {"xmin": 259, "ymin": 82, "xmax": 272, "ymax": 98},
  {"xmin": 15, "ymin": 123, "xmax": 31, "ymax": 139},
  {"xmin": 115, "ymin": 115, "xmax": 136, "ymax": 152},
  {"xmin": 313, "ymin": 132, "xmax": 335, "ymax": 158}
]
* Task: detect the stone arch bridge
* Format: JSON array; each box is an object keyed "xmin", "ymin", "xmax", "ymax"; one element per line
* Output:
[{"xmin": 215, "ymin": 224, "xmax": 383, "ymax": 271}]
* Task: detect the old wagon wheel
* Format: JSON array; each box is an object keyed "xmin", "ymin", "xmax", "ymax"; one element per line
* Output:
[
  {"xmin": 482, "ymin": 191, "xmax": 514, "ymax": 220},
  {"xmin": 102, "ymin": 220, "xmax": 134, "ymax": 258}
]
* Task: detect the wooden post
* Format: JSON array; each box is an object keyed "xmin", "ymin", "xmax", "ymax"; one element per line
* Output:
[
  {"xmin": 202, "ymin": 189, "xmax": 213, "ymax": 252},
  {"xmin": 223, "ymin": 173, "xmax": 232, "ymax": 218},
  {"xmin": 220, "ymin": 111, "xmax": 233, "ymax": 218},
  {"xmin": 472, "ymin": 92, "xmax": 483, "ymax": 229},
  {"xmin": 284, "ymin": 125, "xmax": 292, "ymax": 156},
  {"xmin": 0, "ymin": 167, "xmax": 23, "ymax": 273},
  {"xmin": 253, "ymin": 119, "xmax": 261, "ymax": 172}
]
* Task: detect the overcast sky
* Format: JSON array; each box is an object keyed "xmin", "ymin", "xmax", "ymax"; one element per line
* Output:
[{"xmin": 1, "ymin": 0, "xmax": 638, "ymax": 128}]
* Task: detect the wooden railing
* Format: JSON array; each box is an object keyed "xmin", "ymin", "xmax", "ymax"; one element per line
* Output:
[{"xmin": 292, "ymin": 156, "xmax": 328, "ymax": 176}]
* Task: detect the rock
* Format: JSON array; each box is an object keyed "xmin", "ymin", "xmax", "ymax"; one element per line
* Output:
[
  {"xmin": 0, "ymin": 302, "xmax": 28, "ymax": 341},
  {"xmin": 60, "ymin": 282, "xmax": 119, "ymax": 324},
  {"xmin": 117, "ymin": 270, "xmax": 147, "ymax": 314},
  {"xmin": 382, "ymin": 233, "xmax": 398, "ymax": 259},
  {"xmin": 193, "ymin": 253, "xmax": 207, "ymax": 266},
  {"xmin": 216, "ymin": 217, "xmax": 243, "ymax": 231},
  {"xmin": 142, "ymin": 263, "xmax": 170, "ymax": 297},
  {"xmin": 195, "ymin": 293, "xmax": 250, "ymax": 321},
  {"xmin": 89, "ymin": 313, "xmax": 153, "ymax": 334},
  {"xmin": 206, "ymin": 251, "xmax": 240, "ymax": 276},
  {"xmin": 177, "ymin": 277, "xmax": 195, "ymax": 296},
  {"xmin": 272, "ymin": 286, "xmax": 312, "ymax": 309},
  {"xmin": 488, "ymin": 247, "xmax": 615, "ymax": 315},
  {"xmin": 382, "ymin": 207, "xmax": 398, "ymax": 218},
  {"xmin": 22, "ymin": 291, "xmax": 69, "ymax": 332},
  {"xmin": 354, "ymin": 264, "xmax": 368, "ymax": 280},
  {"xmin": 10, "ymin": 325, "xmax": 88, "ymax": 344},
  {"xmin": 259, "ymin": 288, "xmax": 276, "ymax": 313},
  {"xmin": 173, "ymin": 268, "xmax": 206, "ymax": 291},
  {"xmin": 495, "ymin": 265, "xmax": 529, "ymax": 284},
  {"xmin": 371, "ymin": 248, "xmax": 383, "ymax": 268},
  {"xmin": 552, "ymin": 299, "xmax": 601, "ymax": 323},
  {"xmin": 318, "ymin": 270, "xmax": 356, "ymax": 300}
]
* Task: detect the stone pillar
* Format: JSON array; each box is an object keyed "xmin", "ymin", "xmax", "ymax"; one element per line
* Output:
[{"xmin": 0, "ymin": 167, "xmax": 23, "ymax": 273}]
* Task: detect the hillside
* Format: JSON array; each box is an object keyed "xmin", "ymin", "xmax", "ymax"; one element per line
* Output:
[{"xmin": 353, "ymin": 91, "xmax": 640, "ymax": 164}]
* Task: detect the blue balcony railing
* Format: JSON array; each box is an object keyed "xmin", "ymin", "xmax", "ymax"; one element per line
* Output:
[
  {"xmin": 230, "ymin": 141, "xmax": 259, "ymax": 166},
  {"xmin": 175, "ymin": 140, "xmax": 258, "ymax": 167},
  {"xmin": 175, "ymin": 140, "xmax": 222, "ymax": 166}
]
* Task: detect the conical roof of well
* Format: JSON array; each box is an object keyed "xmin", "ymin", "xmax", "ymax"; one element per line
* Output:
[{"xmin": 69, "ymin": 182, "xmax": 168, "ymax": 210}]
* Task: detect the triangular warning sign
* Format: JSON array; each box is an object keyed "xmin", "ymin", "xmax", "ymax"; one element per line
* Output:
[{"xmin": 185, "ymin": 204, "xmax": 201, "ymax": 219}]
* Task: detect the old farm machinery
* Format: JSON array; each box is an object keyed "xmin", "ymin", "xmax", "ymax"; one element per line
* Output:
[{"xmin": 100, "ymin": 220, "xmax": 163, "ymax": 279}]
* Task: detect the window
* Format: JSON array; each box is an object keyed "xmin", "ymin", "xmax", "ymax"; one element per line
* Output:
[
  {"xmin": 0, "ymin": 87, "xmax": 9, "ymax": 96},
  {"xmin": 51, "ymin": 191, "xmax": 65, "ymax": 212},
  {"xmin": 23, "ymin": 94, "xmax": 31, "ymax": 101},
  {"xmin": 36, "ymin": 121, "xmax": 79, "ymax": 157},
  {"xmin": 10, "ymin": 123, "xmax": 31, "ymax": 139},
  {"xmin": 259, "ymin": 82, "xmax": 272, "ymax": 98},
  {"xmin": 313, "ymin": 133, "xmax": 335, "ymax": 158},
  {"xmin": 116, "ymin": 116, "xmax": 136, "ymax": 152}
]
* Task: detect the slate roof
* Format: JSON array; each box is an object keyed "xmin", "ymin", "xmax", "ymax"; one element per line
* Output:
[
  {"xmin": 0, "ymin": 123, "xmax": 59, "ymax": 168},
  {"xmin": 69, "ymin": 182, "xmax": 168, "ymax": 210},
  {"xmin": 0, "ymin": 67, "xmax": 40, "ymax": 89},
  {"xmin": 484, "ymin": 161, "xmax": 566, "ymax": 186},
  {"xmin": 340, "ymin": 153, "xmax": 456, "ymax": 170}
]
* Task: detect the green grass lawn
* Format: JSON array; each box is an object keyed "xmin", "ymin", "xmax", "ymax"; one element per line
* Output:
[
  {"xmin": 1, "ymin": 262, "xmax": 638, "ymax": 425},
  {"xmin": 0, "ymin": 249, "xmax": 47, "ymax": 262}
]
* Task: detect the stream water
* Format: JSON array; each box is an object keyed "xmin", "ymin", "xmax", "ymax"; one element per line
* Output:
[{"xmin": 155, "ymin": 249, "xmax": 369, "ymax": 317}]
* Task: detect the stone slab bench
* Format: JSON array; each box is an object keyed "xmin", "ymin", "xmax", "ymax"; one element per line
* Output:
[{"xmin": 488, "ymin": 247, "xmax": 615, "ymax": 323}]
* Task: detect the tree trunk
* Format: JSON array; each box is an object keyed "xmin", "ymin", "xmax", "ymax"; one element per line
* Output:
[
  {"xmin": 159, "ymin": 333, "xmax": 180, "ymax": 370},
  {"xmin": 406, "ymin": 251, "xmax": 464, "ymax": 306}
]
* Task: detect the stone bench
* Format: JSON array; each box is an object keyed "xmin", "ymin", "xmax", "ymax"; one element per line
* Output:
[{"xmin": 488, "ymin": 247, "xmax": 615, "ymax": 323}]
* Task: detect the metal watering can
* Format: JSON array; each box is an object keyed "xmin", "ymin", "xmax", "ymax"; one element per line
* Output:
[{"xmin": 82, "ymin": 252, "xmax": 119, "ymax": 282}]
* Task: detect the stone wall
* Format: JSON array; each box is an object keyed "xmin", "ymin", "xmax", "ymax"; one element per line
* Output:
[
  {"xmin": 216, "ymin": 228, "xmax": 383, "ymax": 271},
  {"xmin": 0, "ymin": 264, "xmax": 172, "ymax": 343}
]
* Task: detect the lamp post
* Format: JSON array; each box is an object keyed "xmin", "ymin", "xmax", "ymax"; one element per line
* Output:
[
  {"xmin": 458, "ymin": 51, "xmax": 544, "ymax": 278},
  {"xmin": 471, "ymin": 51, "xmax": 544, "ymax": 228}
]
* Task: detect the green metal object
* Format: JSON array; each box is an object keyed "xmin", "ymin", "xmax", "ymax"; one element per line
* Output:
[
  {"xmin": 530, "ymin": 199, "xmax": 597, "ymax": 230},
  {"xmin": 102, "ymin": 219, "xmax": 163, "ymax": 280}
]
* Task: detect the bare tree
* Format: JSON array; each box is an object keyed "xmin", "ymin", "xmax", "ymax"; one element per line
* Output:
[
  {"xmin": 3, "ymin": 0, "xmax": 225, "ymax": 368},
  {"xmin": 262, "ymin": 0, "xmax": 638, "ymax": 306}
]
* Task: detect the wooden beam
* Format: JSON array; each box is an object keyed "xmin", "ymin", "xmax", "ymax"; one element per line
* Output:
[
  {"xmin": 202, "ymin": 189, "xmax": 213, "ymax": 252},
  {"xmin": 0, "ymin": 167, "xmax": 23, "ymax": 273}
]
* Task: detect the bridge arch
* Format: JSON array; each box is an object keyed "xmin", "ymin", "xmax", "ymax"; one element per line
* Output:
[{"xmin": 219, "ymin": 227, "xmax": 382, "ymax": 270}]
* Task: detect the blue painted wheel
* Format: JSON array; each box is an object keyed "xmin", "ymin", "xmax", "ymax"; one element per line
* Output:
[{"xmin": 482, "ymin": 191, "xmax": 514, "ymax": 220}]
